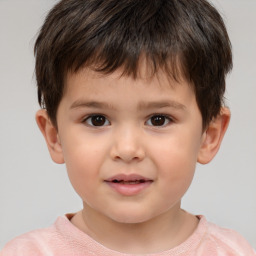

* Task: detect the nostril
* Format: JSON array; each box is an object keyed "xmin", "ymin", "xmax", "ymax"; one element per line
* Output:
[{"xmin": 110, "ymin": 138, "xmax": 145, "ymax": 163}]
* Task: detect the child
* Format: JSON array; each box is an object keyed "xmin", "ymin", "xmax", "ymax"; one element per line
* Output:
[{"xmin": 1, "ymin": 0, "xmax": 255, "ymax": 255}]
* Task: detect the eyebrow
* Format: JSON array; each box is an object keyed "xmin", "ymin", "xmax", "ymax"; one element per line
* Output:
[
  {"xmin": 70, "ymin": 99, "xmax": 186, "ymax": 111},
  {"xmin": 70, "ymin": 100, "xmax": 115, "ymax": 110},
  {"xmin": 137, "ymin": 101, "xmax": 186, "ymax": 111}
]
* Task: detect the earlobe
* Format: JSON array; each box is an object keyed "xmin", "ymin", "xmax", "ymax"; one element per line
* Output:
[
  {"xmin": 35, "ymin": 109, "xmax": 65, "ymax": 164},
  {"xmin": 197, "ymin": 107, "xmax": 231, "ymax": 164}
]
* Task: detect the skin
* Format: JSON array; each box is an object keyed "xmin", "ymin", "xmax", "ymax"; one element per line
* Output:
[{"xmin": 36, "ymin": 66, "xmax": 230, "ymax": 254}]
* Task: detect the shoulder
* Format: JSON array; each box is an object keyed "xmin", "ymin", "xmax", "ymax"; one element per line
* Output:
[
  {"xmin": 1, "ymin": 216, "xmax": 69, "ymax": 256},
  {"xmin": 201, "ymin": 217, "xmax": 256, "ymax": 256}
]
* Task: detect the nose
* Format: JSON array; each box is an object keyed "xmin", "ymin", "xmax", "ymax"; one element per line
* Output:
[{"xmin": 110, "ymin": 126, "xmax": 145, "ymax": 163}]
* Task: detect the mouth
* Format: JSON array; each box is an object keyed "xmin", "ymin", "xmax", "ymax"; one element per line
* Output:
[
  {"xmin": 105, "ymin": 174, "xmax": 153, "ymax": 184},
  {"xmin": 104, "ymin": 174, "xmax": 153, "ymax": 196},
  {"xmin": 111, "ymin": 179, "xmax": 150, "ymax": 185}
]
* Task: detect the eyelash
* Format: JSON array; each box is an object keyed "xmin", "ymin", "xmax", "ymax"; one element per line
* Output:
[
  {"xmin": 146, "ymin": 114, "xmax": 174, "ymax": 127},
  {"xmin": 83, "ymin": 114, "xmax": 110, "ymax": 127},
  {"xmin": 82, "ymin": 114, "xmax": 174, "ymax": 127}
]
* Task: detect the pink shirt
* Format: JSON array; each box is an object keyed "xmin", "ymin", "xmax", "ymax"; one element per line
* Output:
[{"xmin": 1, "ymin": 214, "xmax": 255, "ymax": 256}]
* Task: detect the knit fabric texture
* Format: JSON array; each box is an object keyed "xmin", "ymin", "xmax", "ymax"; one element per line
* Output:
[{"xmin": 1, "ymin": 214, "xmax": 255, "ymax": 256}]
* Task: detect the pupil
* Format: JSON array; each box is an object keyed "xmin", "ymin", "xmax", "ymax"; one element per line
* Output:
[
  {"xmin": 151, "ymin": 116, "xmax": 165, "ymax": 126},
  {"xmin": 92, "ymin": 116, "xmax": 105, "ymax": 126}
]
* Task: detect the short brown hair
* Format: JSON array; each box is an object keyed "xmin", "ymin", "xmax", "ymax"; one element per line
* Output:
[{"xmin": 34, "ymin": 0, "xmax": 232, "ymax": 128}]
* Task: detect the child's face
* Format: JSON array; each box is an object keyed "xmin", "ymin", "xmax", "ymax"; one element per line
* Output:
[{"xmin": 53, "ymin": 67, "xmax": 206, "ymax": 223}]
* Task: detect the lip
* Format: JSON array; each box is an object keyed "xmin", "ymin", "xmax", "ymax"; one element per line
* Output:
[{"xmin": 104, "ymin": 174, "xmax": 153, "ymax": 196}]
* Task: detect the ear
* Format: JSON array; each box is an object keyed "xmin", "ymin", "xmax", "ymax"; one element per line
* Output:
[
  {"xmin": 35, "ymin": 109, "xmax": 64, "ymax": 164},
  {"xmin": 197, "ymin": 107, "xmax": 230, "ymax": 164}
]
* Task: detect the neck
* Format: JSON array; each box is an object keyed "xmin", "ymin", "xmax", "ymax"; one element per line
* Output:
[{"xmin": 71, "ymin": 204, "xmax": 199, "ymax": 254}]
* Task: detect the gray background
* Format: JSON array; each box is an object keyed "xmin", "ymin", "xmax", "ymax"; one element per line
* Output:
[{"xmin": 0, "ymin": 0, "xmax": 255, "ymax": 250}]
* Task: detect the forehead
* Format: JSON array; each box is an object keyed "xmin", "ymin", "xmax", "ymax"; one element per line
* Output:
[
  {"xmin": 61, "ymin": 65, "xmax": 197, "ymax": 117},
  {"xmin": 65, "ymin": 55, "xmax": 191, "ymax": 92},
  {"xmin": 67, "ymin": 52, "xmax": 188, "ymax": 85},
  {"xmin": 65, "ymin": 66, "xmax": 192, "ymax": 97}
]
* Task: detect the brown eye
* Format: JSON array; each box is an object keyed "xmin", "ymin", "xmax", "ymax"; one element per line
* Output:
[
  {"xmin": 147, "ymin": 115, "xmax": 171, "ymax": 126},
  {"xmin": 85, "ymin": 115, "xmax": 110, "ymax": 126}
]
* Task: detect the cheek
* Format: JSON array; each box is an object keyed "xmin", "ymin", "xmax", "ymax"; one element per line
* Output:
[
  {"xmin": 62, "ymin": 131, "xmax": 106, "ymax": 169},
  {"xmin": 61, "ymin": 140, "xmax": 105, "ymax": 197},
  {"xmin": 154, "ymin": 146, "xmax": 196, "ymax": 206},
  {"xmin": 151, "ymin": 133, "xmax": 200, "ymax": 186},
  {"xmin": 152, "ymin": 135, "xmax": 199, "ymax": 168}
]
